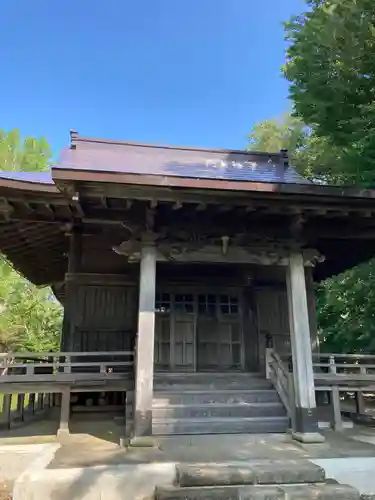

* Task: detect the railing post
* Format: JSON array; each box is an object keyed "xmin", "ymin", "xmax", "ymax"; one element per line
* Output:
[
  {"xmin": 265, "ymin": 334, "xmax": 273, "ymax": 380},
  {"xmin": 17, "ymin": 394, "xmax": 25, "ymax": 421},
  {"xmin": 27, "ymin": 393, "xmax": 36, "ymax": 416},
  {"xmin": 1, "ymin": 395, "xmax": 11, "ymax": 430},
  {"xmin": 287, "ymin": 371, "xmax": 296, "ymax": 431},
  {"xmin": 329, "ymin": 355, "xmax": 343, "ymax": 431},
  {"xmin": 356, "ymin": 366, "xmax": 366, "ymax": 415},
  {"xmin": 64, "ymin": 355, "xmax": 71, "ymax": 374}
]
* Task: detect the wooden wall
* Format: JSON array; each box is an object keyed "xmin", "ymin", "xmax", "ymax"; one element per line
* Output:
[
  {"xmin": 61, "ymin": 275, "xmax": 137, "ymax": 352},
  {"xmin": 254, "ymin": 267, "xmax": 319, "ymax": 370},
  {"xmin": 61, "ymin": 238, "xmax": 319, "ymax": 373}
]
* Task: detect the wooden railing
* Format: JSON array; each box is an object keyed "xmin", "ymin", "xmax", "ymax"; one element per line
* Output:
[
  {"xmin": 312, "ymin": 353, "xmax": 375, "ymax": 430},
  {"xmin": 265, "ymin": 340, "xmax": 375, "ymax": 431},
  {"xmin": 0, "ymin": 350, "xmax": 135, "ymax": 431},
  {"xmin": 265, "ymin": 345, "xmax": 295, "ymax": 425},
  {"xmin": 0, "ymin": 351, "xmax": 135, "ymax": 383}
]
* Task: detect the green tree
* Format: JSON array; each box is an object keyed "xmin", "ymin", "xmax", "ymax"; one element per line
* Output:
[
  {"xmin": 247, "ymin": 114, "xmax": 375, "ymax": 353},
  {"xmin": 0, "ymin": 261, "xmax": 61, "ymax": 352},
  {"xmin": 0, "ymin": 129, "xmax": 51, "ymax": 172},
  {"xmin": 0, "ymin": 129, "xmax": 61, "ymax": 352},
  {"xmin": 284, "ymin": 0, "xmax": 375, "ymax": 187},
  {"xmin": 247, "ymin": 114, "xmax": 345, "ymax": 184}
]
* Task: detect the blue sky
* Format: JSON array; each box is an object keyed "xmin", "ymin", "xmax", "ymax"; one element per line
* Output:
[{"xmin": 0, "ymin": 0, "xmax": 305, "ymax": 154}]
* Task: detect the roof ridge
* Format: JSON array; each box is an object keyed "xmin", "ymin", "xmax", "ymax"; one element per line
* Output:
[{"xmin": 70, "ymin": 133, "xmax": 282, "ymax": 158}]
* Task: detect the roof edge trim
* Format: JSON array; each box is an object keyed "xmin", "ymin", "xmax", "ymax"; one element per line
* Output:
[{"xmin": 51, "ymin": 167, "xmax": 375, "ymax": 199}]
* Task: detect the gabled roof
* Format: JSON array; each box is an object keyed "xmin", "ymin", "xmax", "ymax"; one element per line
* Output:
[
  {"xmin": 54, "ymin": 131, "xmax": 310, "ymax": 185},
  {"xmin": 3, "ymin": 131, "xmax": 375, "ymax": 287},
  {"xmin": 0, "ymin": 171, "xmax": 53, "ymax": 184}
]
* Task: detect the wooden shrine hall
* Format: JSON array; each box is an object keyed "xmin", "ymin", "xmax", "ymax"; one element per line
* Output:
[{"xmin": 1, "ymin": 131, "xmax": 375, "ymax": 442}]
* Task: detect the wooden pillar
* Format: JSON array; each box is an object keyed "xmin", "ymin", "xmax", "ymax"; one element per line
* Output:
[
  {"xmin": 17, "ymin": 394, "xmax": 25, "ymax": 421},
  {"xmin": 134, "ymin": 245, "xmax": 156, "ymax": 438},
  {"xmin": 306, "ymin": 268, "xmax": 319, "ymax": 353},
  {"xmin": 57, "ymin": 389, "xmax": 70, "ymax": 439},
  {"xmin": 28, "ymin": 393, "xmax": 36, "ymax": 414},
  {"xmin": 286, "ymin": 252, "xmax": 323, "ymax": 442},
  {"xmin": 1, "ymin": 395, "xmax": 11, "ymax": 429},
  {"xmin": 63, "ymin": 225, "xmax": 82, "ymax": 352}
]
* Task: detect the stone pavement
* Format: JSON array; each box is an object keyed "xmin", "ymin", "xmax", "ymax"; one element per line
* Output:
[
  {"xmin": 48, "ymin": 430, "xmax": 375, "ymax": 469},
  {"xmin": 2, "ymin": 420, "xmax": 375, "ymax": 499}
]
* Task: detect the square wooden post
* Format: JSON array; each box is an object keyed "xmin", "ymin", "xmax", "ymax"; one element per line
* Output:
[
  {"xmin": 286, "ymin": 252, "xmax": 324, "ymax": 443},
  {"xmin": 27, "ymin": 393, "xmax": 36, "ymax": 416},
  {"xmin": 133, "ymin": 245, "xmax": 156, "ymax": 441},
  {"xmin": 17, "ymin": 394, "xmax": 25, "ymax": 421},
  {"xmin": 57, "ymin": 389, "xmax": 71, "ymax": 440},
  {"xmin": 1, "ymin": 395, "xmax": 11, "ymax": 430}
]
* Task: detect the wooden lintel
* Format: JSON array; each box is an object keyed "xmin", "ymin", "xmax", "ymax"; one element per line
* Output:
[{"xmin": 119, "ymin": 243, "xmax": 323, "ymax": 267}]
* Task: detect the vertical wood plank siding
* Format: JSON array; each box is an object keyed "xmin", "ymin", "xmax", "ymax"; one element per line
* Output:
[{"xmin": 62, "ymin": 280, "xmax": 136, "ymax": 353}]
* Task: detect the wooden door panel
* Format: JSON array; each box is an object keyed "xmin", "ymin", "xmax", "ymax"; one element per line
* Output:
[
  {"xmin": 174, "ymin": 319, "xmax": 194, "ymax": 370},
  {"xmin": 154, "ymin": 315, "xmax": 171, "ymax": 370}
]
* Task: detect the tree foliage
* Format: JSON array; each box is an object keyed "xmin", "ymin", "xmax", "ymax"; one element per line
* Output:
[
  {"xmin": 0, "ymin": 129, "xmax": 61, "ymax": 352},
  {"xmin": 284, "ymin": 0, "xmax": 375, "ymax": 187},
  {"xmin": 247, "ymin": 113, "xmax": 375, "ymax": 353},
  {"xmin": 0, "ymin": 129, "xmax": 51, "ymax": 172},
  {"xmin": 247, "ymin": 114, "xmax": 345, "ymax": 184}
]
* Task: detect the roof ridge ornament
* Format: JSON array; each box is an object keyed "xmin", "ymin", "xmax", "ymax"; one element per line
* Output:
[
  {"xmin": 280, "ymin": 148, "xmax": 289, "ymax": 169},
  {"xmin": 69, "ymin": 130, "xmax": 79, "ymax": 149}
]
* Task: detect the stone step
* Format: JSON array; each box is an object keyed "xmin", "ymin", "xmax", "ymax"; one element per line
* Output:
[
  {"xmin": 153, "ymin": 390, "xmax": 281, "ymax": 406},
  {"xmin": 152, "ymin": 416, "xmax": 289, "ymax": 435},
  {"xmin": 152, "ymin": 402, "xmax": 286, "ymax": 419},
  {"xmin": 175, "ymin": 461, "xmax": 325, "ymax": 487},
  {"xmin": 154, "ymin": 371, "xmax": 261, "ymax": 378},
  {"xmin": 154, "ymin": 380, "xmax": 273, "ymax": 391},
  {"xmin": 154, "ymin": 372, "xmax": 265, "ymax": 384},
  {"xmin": 155, "ymin": 483, "xmax": 360, "ymax": 500}
]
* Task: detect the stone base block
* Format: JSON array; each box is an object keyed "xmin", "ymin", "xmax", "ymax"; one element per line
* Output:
[
  {"xmin": 156, "ymin": 483, "xmax": 360, "ymax": 500},
  {"xmin": 176, "ymin": 460, "xmax": 325, "ymax": 487},
  {"xmin": 56, "ymin": 428, "xmax": 70, "ymax": 444},
  {"xmin": 291, "ymin": 431, "xmax": 326, "ymax": 444},
  {"xmin": 129, "ymin": 436, "xmax": 158, "ymax": 448}
]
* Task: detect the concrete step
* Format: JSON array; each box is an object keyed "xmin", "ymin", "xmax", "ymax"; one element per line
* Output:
[
  {"xmin": 153, "ymin": 389, "xmax": 281, "ymax": 406},
  {"xmin": 154, "ymin": 371, "xmax": 261, "ymax": 377},
  {"xmin": 155, "ymin": 483, "xmax": 360, "ymax": 500},
  {"xmin": 152, "ymin": 416, "xmax": 289, "ymax": 435},
  {"xmin": 154, "ymin": 372, "xmax": 265, "ymax": 383},
  {"xmin": 152, "ymin": 402, "xmax": 286, "ymax": 419},
  {"xmin": 154, "ymin": 380, "xmax": 273, "ymax": 391},
  {"xmin": 175, "ymin": 461, "xmax": 325, "ymax": 487}
]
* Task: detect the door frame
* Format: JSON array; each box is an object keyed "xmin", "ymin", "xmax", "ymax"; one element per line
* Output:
[{"xmin": 155, "ymin": 285, "xmax": 245, "ymax": 372}]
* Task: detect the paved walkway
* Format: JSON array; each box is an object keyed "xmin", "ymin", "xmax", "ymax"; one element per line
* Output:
[{"xmin": 2, "ymin": 416, "xmax": 375, "ymax": 499}]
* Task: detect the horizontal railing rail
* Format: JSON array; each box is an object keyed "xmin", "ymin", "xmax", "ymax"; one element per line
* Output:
[
  {"xmin": 0, "ymin": 351, "xmax": 135, "ymax": 382},
  {"xmin": 264, "ymin": 335, "xmax": 375, "ymax": 431}
]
